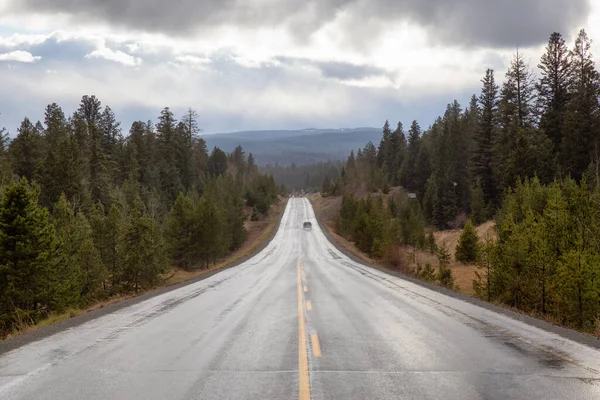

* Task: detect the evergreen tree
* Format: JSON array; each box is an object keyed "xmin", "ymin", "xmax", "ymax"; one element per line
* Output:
[
  {"xmin": 436, "ymin": 242, "xmax": 456, "ymax": 289},
  {"xmin": 390, "ymin": 121, "xmax": 407, "ymax": 185},
  {"xmin": 208, "ymin": 146, "xmax": 228, "ymax": 177},
  {"xmin": 537, "ymin": 32, "xmax": 571, "ymax": 152},
  {"xmin": 0, "ymin": 178, "xmax": 63, "ymax": 332},
  {"xmin": 164, "ymin": 192, "xmax": 197, "ymax": 270},
  {"xmin": 196, "ymin": 197, "xmax": 225, "ymax": 267},
  {"xmin": 0, "ymin": 124, "xmax": 10, "ymax": 187},
  {"xmin": 473, "ymin": 236, "xmax": 496, "ymax": 302},
  {"xmin": 120, "ymin": 197, "xmax": 168, "ymax": 292},
  {"xmin": 89, "ymin": 203, "xmax": 124, "ymax": 291},
  {"xmin": 475, "ymin": 69, "xmax": 500, "ymax": 206},
  {"xmin": 39, "ymin": 104, "xmax": 84, "ymax": 208},
  {"xmin": 455, "ymin": 219, "xmax": 480, "ymax": 264},
  {"xmin": 400, "ymin": 120, "xmax": 421, "ymax": 190},
  {"xmin": 377, "ymin": 120, "xmax": 392, "ymax": 170},
  {"xmin": 562, "ymin": 29, "xmax": 600, "ymax": 180},
  {"xmin": 9, "ymin": 118, "xmax": 43, "ymax": 182},
  {"xmin": 53, "ymin": 194, "xmax": 105, "ymax": 300}
]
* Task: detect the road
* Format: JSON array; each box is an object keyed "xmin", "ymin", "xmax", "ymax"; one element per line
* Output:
[{"xmin": 1, "ymin": 197, "xmax": 599, "ymax": 399}]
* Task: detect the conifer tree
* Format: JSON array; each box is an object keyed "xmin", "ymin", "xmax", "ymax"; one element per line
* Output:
[
  {"xmin": 53, "ymin": 194, "xmax": 105, "ymax": 300},
  {"xmin": 537, "ymin": 32, "xmax": 571, "ymax": 152},
  {"xmin": 455, "ymin": 219, "xmax": 480, "ymax": 264},
  {"xmin": 120, "ymin": 197, "xmax": 168, "ymax": 292},
  {"xmin": 475, "ymin": 69, "xmax": 499, "ymax": 206},
  {"xmin": 9, "ymin": 118, "xmax": 43, "ymax": 182},
  {"xmin": 0, "ymin": 178, "xmax": 62, "ymax": 331},
  {"xmin": 562, "ymin": 29, "xmax": 600, "ymax": 179}
]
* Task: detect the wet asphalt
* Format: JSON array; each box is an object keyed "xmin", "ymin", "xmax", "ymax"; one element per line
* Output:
[{"xmin": 1, "ymin": 197, "xmax": 599, "ymax": 400}]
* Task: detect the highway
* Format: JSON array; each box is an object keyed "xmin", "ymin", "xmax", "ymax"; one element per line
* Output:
[{"xmin": 1, "ymin": 197, "xmax": 599, "ymax": 399}]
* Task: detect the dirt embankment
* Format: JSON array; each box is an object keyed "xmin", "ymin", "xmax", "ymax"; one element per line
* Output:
[{"xmin": 310, "ymin": 192, "xmax": 496, "ymax": 296}]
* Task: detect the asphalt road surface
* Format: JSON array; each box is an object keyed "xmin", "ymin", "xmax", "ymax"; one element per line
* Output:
[{"xmin": 1, "ymin": 198, "xmax": 600, "ymax": 400}]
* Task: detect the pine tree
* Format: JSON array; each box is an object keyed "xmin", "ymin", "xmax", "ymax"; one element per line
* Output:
[
  {"xmin": 470, "ymin": 180, "xmax": 486, "ymax": 224},
  {"xmin": 455, "ymin": 219, "xmax": 480, "ymax": 264},
  {"xmin": 537, "ymin": 32, "xmax": 571, "ymax": 152},
  {"xmin": 89, "ymin": 203, "xmax": 124, "ymax": 291},
  {"xmin": 0, "ymin": 124, "xmax": 10, "ymax": 187},
  {"xmin": 495, "ymin": 52, "xmax": 547, "ymax": 190},
  {"xmin": 473, "ymin": 236, "xmax": 496, "ymax": 302},
  {"xmin": 53, "ymin": 194, "xmax": 105, "ymax": 300},
  {"xmin": 196, "ymin": 197, "xmax": 225, "ymax": 267},
  {"xmin": 399, "ymin": 120, "xmax": 421, "ymax": 190},
  {"xmin": 9, "ymin": 118, "xmax": 44, "ymax": 182},
  {"xmin": 562, "ymin": 29, "xmax": 600, "ymax": 180},
  {"xmin": 436, "ymin": 242, "xmax": 456, "ymax": 289},
  {"xmin": 475, "ymin": 69, "xmax": 500, "ymax": 206},
  {"xmin": 164, "ymin": 192, "xmax": 197, "ymax": 270},
  {"xmin": 208, "ymin": 147, "xmax": 228, "ymax": 177},
  {"xmin": 0, "ymin": 178, "xmax": 63, "ymax": 332},
  {"xmin": 377, "ymin": 120, "xmax": 392, "ymax": 170},
  {"xmin": 390, "ymin": 122, "xmax": 407, "ymax": 185},
  {"xmin": 246, "ymin": 153, "xmax": 258, "ymax": 178},
  {"xmin": 120, "ymin": 197, "xmax": 168, "ymax": 292}
]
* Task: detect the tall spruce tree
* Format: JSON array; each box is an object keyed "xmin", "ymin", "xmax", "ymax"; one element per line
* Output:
[
  {"xmin": 400, "ymin": 120, "xmax": 421, "ymax": 191},
  {"xmin": 9, "ymin": 118, "xmax": 44, "ymax": 182},
  {"xmin": 537, "ymin": 32, "xmax": 571, "ymax": 153},
  {"xmin": 562, "ymin": 29, "xmax": 600, "ymax": 180},
  {"xmin": 475, "ymin": 69, "xmax": 500, "ymax": 206}
]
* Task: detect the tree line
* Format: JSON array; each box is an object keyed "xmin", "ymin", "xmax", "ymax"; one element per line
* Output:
[
  {"xmin": 262, "ymin": 161, "xmax": 342, "ymax": 193},
  {"xmin": 0, "ymin": 97, "xmax": 279, "ymax": 336},
  {"xmin": 329, "ymin": 29, "xmax": 600, "ymax": 333},
  {"xmin": 332, "ymin": 29, "xmax": 599, "ymax": 230},
  {"xmin": 471, "ymin": 177, "xmax": 600, "ymax": 331}
]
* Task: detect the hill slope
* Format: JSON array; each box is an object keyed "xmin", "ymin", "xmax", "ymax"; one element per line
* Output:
[{"xmin": 203, "ymin": 128, "xmax": 381, "ymax": 166}]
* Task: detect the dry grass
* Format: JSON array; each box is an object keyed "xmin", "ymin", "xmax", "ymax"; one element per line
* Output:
[
  {"xmin": 3, "ymin": 200, "xmax": 286, "ymax": 340},
  {"xmin": 311, "ymin": 192, "xmax": 493, "ymax": 297},
  {"xmin": 310, "ymin": 193, "xmax": 342, "ymax": 224}
]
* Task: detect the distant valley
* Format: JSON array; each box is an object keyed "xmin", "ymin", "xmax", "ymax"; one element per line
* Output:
[{"xmin": 203, "ymin": 127, "xmax": 381, "ymax": 166}]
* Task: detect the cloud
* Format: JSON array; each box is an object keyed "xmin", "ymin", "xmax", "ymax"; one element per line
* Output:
[
  {"xmin": 3, "ymin": 0, "xmax": 591, "ymax": 48},
  {"xmin": 174, "ymin": 55, "xmax": 211, "ymax": 66},
  {"xmin": 85, "ymin": 47, "xmax": 142, "ymax": 66},
  {"xmin": 0, "ymin": 49, "xmax": 40, "ymax": 62},
  {"xmin": 277, "ymin": 57, "xmax": 390, "ymax": 81}
]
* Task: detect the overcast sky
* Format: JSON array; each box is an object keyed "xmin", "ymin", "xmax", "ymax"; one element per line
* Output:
[{"xmin": 0, "ymin": 0, "xmax": 598, "ymax": 135}]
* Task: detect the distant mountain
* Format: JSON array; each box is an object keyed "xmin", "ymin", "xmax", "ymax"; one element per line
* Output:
[{"xmin": 203, "ymin": 128, "xmax": 382, "ymax": 166}]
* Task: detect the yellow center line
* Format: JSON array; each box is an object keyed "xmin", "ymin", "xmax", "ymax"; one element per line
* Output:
[
  {"xmin": 297, "ymin": 260, "xmax": 310, "ymax": 400},
  {"xmin": 306, "ymin": 301, "xmax": 312, "ymax": 311},
  {"xmin": 311, "ymin": 334, "xmax": 322, "ymax": 357},
  {"xmin": 304, "ymin": 286, "xmax": 308, "ymax": 293}
]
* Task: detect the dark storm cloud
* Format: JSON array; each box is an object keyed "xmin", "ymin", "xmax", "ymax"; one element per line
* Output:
[{"xmin": 7, "ymin": 0, "xmax": 591, "ymax": 48}]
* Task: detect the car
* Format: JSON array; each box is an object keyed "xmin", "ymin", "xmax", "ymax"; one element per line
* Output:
[{"xmin": 303, "ymin": 221, "xmax": 312, "ymax": 230}]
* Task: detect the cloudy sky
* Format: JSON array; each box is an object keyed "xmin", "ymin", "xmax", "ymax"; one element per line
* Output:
[{"xmin": 0, "ymin": 0, "xmax": 598, "ymax": 135}]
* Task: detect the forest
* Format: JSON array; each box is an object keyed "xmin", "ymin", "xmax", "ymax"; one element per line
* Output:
[
  {"xmin": 0, "ymin": 99, "xmax": 279, "ymax": 336},
  {"xmin": 262, "ymin": 161, "xmax": 342, "ymax": 193},
  {"xmin": 329, "ymin": 29, "xmax": 600, "ymax": 333}
]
